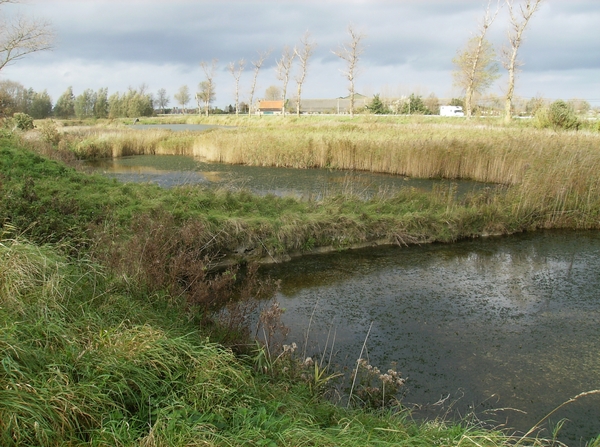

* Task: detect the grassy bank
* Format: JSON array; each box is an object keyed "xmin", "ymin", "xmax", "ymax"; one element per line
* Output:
[{"xmin": 6, "ymin": 117, "xmax": 600, "ymax": 269}]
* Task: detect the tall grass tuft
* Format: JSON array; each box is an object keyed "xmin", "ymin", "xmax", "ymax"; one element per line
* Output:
[{"xmin": 0, "ymin": 236, "xmax": 253, "ymax": 446}]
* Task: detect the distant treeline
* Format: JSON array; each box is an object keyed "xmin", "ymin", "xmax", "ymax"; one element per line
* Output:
[
  {"xmin": 0, "ymin": 80, "xmax": 155, "ymax": 119},
  {"xmin": 1, "ymin": 79, "xmax": 596, "ymax": 121}
]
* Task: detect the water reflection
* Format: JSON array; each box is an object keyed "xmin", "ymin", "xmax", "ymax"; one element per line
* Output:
[
  {"xmin": 85, "ymin": 154, "xmax": 490, "ymax": 199},
  {"xmin": 261, "ymin": 231, "xmax": 600, "ymax": 444},
  {"xmin": 130, "ymin": 123, "xmax": 229, "ymax": 132}
]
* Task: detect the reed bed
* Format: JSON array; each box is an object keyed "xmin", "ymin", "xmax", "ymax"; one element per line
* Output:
[
  {"xmin": 60, "ymin": 119, "xmax": 600, "ymax": 184},
  {"xmin": 58, "ymin": 126, "xmax": 196, "ymax": 158}
]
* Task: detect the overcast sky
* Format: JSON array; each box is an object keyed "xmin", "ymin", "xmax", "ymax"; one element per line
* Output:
[{"xmin": 3, "ymin": 0, "xmax": 600, "ymax": 109}]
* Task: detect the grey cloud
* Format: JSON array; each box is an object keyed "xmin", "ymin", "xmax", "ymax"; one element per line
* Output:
[{"xmin": 5, "ymin": 0, "xmax": 600, "ymax": 106}]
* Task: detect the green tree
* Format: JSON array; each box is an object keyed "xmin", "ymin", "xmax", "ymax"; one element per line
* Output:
[
  {"xmin": 174, "ymin": 85, "xmax": 190, "ymax": 114},
  {"xmin": 53, "ymin": 86, "xmax": 75, "ymax": 118},
  {"xmin": 74, "ymin": 89, "xmax": 96, "ymax": 119},
  {"xmin": 29, "ymin": 90, "xmax": 53, "ymax": 119},
  {"xmin": 125, "ymin": 88, "xmax": 153, "ymax": 117},
  {"xmin": 525, "ymin": 95, "xmax": 545, "ymax": 116},
  {"xmin": 535, "ymin": 100, "xmax": 579, "ymax": 130},
  {"xmin": 449, "ymin": 98, "xmax": 464, "ymax": 108},
  {"xmin": 94, "ymin": 88, "xmax": 109, "ymax": 118},
  {"xmin": 198, "ymin": 59, "xmax": 218, "ymax": 116},
  {"xmin": 156, "ymin": 88, "xmax": 169, "ymax": 114},
  {"xmin": 196, "ymin": 81, "xmax": 216, "ymax": 115},
  {"xmin": 106, "ymin": 88, "xmax": 153, "ymax": 118},
  {"xmin": 0, "ymin": 80, "xmax": 30, "ymax": 115},
  {"xmin": 367, "ymin": 94, "xmax": 390, "ymax": 114},
  {"xmin": 424, "ymin": 93, "xmax": 440, "ymax": 115},
  {"xmin": 567, "ymin": 98, "xmax": 591, "ymax": 115},
  {"xmin": 108, "ymin": 92, "xmax": 125, "ymax": 118},
  {"xmin": 400, "ymin": 94, "xmax": 431, "ymax": 115}
]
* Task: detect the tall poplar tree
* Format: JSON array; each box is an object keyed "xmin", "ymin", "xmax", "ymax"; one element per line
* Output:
[
  {"xmin": 452, "ymin": 0, "xmax": 501, "ymax": 118},
  {"xmin": 502, "ymin": 0, "xmax": 544, "ymax": 123}
]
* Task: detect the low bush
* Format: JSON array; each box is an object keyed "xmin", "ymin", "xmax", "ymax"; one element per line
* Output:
[
  {"xmin": 534, "ymin": 100, "xmax": 580, "ymax": 130},
  {"xmin": 12, "ymin": 112, "xmax": 34, "ymax": 130},
  {"xmin": 38, "ymin": 119, "xmax": 61, "ymax": 146}
]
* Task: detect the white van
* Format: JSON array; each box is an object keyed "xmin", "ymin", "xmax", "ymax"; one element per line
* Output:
[{"xmin": 440, "ymin": 106, "xmax": 465, "ymax": 117}]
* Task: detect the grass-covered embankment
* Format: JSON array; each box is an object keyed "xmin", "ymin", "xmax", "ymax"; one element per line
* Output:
[{"xmin": 0, "ymin": 135, "xmax": 538, "ymax": 269}]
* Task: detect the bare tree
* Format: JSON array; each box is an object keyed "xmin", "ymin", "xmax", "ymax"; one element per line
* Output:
[
  {"xmin": 264, "ymin": 85, "xmax": 282, "ymax": 101},
  {"xmin": 0, "ymin": 0, "xmax": 54, "ymax": 73},
  {"xmin": 228, "ymin": 58, "xmax": 245, "ymax": 115},
  {"xmin": 452, "ymin": 0, "xmax": 501, "ymax": 118},
  {"xmin": 248, "ymin": 50, "xmax": 271, "ymax": 115},
  {"xmin": 198, "ymin": 59, "xmax": 218, "ymax": 116},
  {"xmin": 156, "ymin": 88, "xmax": 169, "ymax": 114},
  {"xmin": 502, "ymin": 0, "xmax": 544, "ymax": 123},
  {"xmin": 332, "ymin": 24, "xmax": 366, "ymax": 117},
  {"xmin": 294, "ymin": 32, "xmax": 317, "ymax": 117},
  {"xmin": 196, "ymin": 81, "xmax": 216, "ymax": 115},
  {"xmin": 174, "ymin": 85, "xmax": 190, "ymax": 114},
  {"xmin": 276, "ymin": 45, "xmax": 295, "ymax": 117}
]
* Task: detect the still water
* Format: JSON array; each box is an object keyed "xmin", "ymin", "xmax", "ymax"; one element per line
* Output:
[
  {"xmin": 261, "ymin": 231, "xmax": 600, "ymax": 444},
  {"xmin": 85, "ymin": 154, "xmax": 490, "ymax": 199}
]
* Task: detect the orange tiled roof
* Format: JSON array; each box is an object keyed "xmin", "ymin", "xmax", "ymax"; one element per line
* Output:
[{"xmin": 258, "ymin": 100, "xmax": 284, "ymax": 109}]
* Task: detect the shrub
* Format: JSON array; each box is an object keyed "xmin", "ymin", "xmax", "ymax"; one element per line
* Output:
[
  {"xmin": 534, "ymin": 100, "xmax": 580, "ymax": 130},
  {"xmin": 74, "ymin": 138, "xmax": 112, "ymax": 159},
  {"xmin": 38, "ymin": 120, "xmax": 61, "ymax": 146},
  {"xmin": 12, "ymin": 113, "xmax": 34, "ymax": 131}
]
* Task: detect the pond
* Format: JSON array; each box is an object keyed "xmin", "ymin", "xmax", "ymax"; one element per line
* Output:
[
  {"xmin": 85, "ymin": 154, "xmax": 493, "ymax": 199},
  {"xmin": 260, "ymin": 230, "xmax": 600, "ymax": 445},
  {"xmin": 129, "ymin": 123, "xmax": 230, "ymax": 132}
]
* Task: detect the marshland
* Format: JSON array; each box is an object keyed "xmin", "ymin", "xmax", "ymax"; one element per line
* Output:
[{"xmin": 2, "ymin": 114, "xmax": 600, "ymax": 446}]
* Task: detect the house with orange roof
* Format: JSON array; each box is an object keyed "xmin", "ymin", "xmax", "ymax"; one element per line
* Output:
[{"xmin": 257, "ymin": 100, "xmax": 285, "ymax": 115}]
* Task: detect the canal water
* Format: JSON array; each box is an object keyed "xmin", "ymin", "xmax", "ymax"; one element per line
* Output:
[
  {"xmin": 85, "ymin": 154, "xmax": 490, "ymax": 199},
  {"xmin": 260, "ymin": 230, "xmax": 600, "ymax": 445}
]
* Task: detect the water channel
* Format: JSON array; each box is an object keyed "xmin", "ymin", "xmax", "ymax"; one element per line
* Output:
[
  {"xmin": 86, "ymin": 152, "xmax": 600, "ymax": 444},
  {"xmin": 261, "ymin": 230, "xmax": 600, "ymax": 445},
  {"xmin": 84, "ymin": 154, "xmax": 488, "ymax": 199}
]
